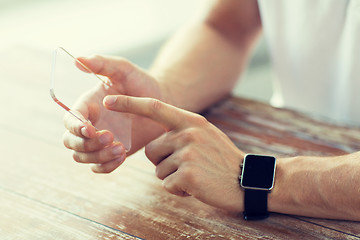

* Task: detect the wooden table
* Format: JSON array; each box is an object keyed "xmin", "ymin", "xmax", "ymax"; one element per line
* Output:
[{"xmin": 1, "ymin": 46, "xmax": 360, "ymax": 239}]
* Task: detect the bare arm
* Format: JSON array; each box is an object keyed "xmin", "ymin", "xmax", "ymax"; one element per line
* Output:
[
  {"xmin": 270, "ymin": 152, "xmax": 360, "ymax": 220},
  {"xmin": 105, "ymin": 94, "xmax": 360, "ymax": 221},
  {"xmin": 61, "ymin": 0, "xmax": 262, "ymax": 172},
  {"xmin": 150, "ymin": 0, "xmax": 262, "ymax": 112},
  {"xmin": 96, "ymin": 0, "xmax": 360, "ymax": 220},
  {"xmin": 149, "ymin": 0, "xmax": 360, "ymax": 220}
]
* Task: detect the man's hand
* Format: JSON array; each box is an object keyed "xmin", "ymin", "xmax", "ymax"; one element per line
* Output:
[
  {"xmin": 63, "ymin": 56, "xmax": 168, "ymax": 173},
  {"xmin": 103, "ymin": 95, "xmax": 245, "ymax": 212}
]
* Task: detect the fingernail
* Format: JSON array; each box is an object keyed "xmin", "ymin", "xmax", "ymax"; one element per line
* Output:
[
  {"xmin": 81, "ymin": 126, "xmax": 90, "ymax": 138},
  {"xmin": 104, "ymin": 96, "xmax": 117, "ymax": 106},
  {"xmin": 112, "ymin": 145, "xmax": 124, "ymax": 156},
  {"xmin": 99, "ymin": 133, "xmax": 112, "ymax": 145}
]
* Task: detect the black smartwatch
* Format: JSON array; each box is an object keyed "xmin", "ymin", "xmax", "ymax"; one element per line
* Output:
[{"xmin": 239, "ymin": 154, "xmax": 276, "ymax": 220}]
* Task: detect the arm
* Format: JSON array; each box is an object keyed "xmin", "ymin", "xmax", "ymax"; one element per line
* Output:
[
  {"xmin": 150, "ymin": 0, "xmax": 262, "ymax": 112},
  {"xmin": 62, "ymin": 0, "xmax": 262, "ymax": 173},
  {"xmin": 104, "ymin": 95, "xmax": 360, "ymax": 221},
  {"xmin": 270, "ymin": 153, "xmax": 360, "ymax": 220}
]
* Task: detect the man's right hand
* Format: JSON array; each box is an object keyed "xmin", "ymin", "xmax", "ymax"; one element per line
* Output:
[{"xmin": 62, "ymin": 55, "xmax": 168, "ymax": 173}]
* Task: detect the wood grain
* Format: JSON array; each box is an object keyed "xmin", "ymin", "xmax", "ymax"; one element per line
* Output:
[
  {"xmin": 1, "ymin": 46, "xmax": 360, "ymax": 239},
  {"xmin": 204, "ymin": 97, "xmax": 360, "ymax": 238},
  {"xmin": 0, "ymin": 189, "xmax": 140, "ymax": 240},
  {"xmin": 4, "ymin": 127, "xmax": 355, "ymax": 239}
]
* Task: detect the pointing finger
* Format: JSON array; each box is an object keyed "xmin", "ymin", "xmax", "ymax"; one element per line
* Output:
[{"xmin": 103, "ymin": 95, "xmax": 194, "ymax": 131}]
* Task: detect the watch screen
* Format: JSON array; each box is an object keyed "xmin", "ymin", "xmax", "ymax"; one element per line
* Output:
[{"xmin": 241, "ymin": 154, "xmax": 276, "ymax": 190}]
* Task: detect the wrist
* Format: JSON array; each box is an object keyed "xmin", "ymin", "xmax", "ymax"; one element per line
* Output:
[
  {"xmin": 267, "ymin": 157, "xmax": 286, "ymax": 213},
  {"xmin": 149, "ymin": 70, "xmax": 203, "ymax": 112},
  {"xmin": 267, "ymin": 156, "xmax": 305, "ymax": 215},
  {"xmin": 147, "ymin": 68, "xmax": 179, "ymax": 107},
  {"xmin": 240, "ymin": 154, "xmax": 277, "ymax": 220}
]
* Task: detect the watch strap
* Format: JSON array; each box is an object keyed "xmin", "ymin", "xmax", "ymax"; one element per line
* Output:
[{"xmin": 243, "ymin": 189, "xmax": 269, "ymax": 220}]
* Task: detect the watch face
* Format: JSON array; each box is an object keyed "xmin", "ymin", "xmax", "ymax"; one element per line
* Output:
[{"xmin": 241, "ymin": 154, "xmax": 276, "ymax": 190}]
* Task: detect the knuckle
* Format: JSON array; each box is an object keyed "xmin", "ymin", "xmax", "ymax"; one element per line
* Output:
[
  {"xmin": 148, "ymin": 98, "xmax": 163, "ymax": 114},
  {"xmin": 162, "ymin": 178, "xmax": 172, "ymax": 191},
  {"xmin": 72, "ymin": 152, "xmax": 81, "ymax": 163},
  {"xmin": 180, "ymin": 129, "xmax": 196, "ymax": 143},
  {"xmin": 99, "ymin": 167, "xmax": 114, "ymax": 174},
  {"xmin": 144, "ymin": 144, "xmax": 154, "ymax": 160},
  {"xmin": 93, "ymin": 151, "xmax": 105, "ymax": 163},
  {"xmin": 162, "ymin": 177, "xmax": 179, "ymax": 194},
  {"xmin": 92, "ymin": 54, "xmax": 104, "ymax": 61},
  {"xmin": 94, "ymin": 160, "xmax": 120, "ymax": 174},
  {"xmin": 92, "ymin": 55, "xmax": 106, "ymax": 74},
  {"xmin": 123, "ymin": 95, "xmax": 132, "ymax": 111},
  {"xmin": 155, "ymin": 167, "xmax": 163, "ymax": 179},
  {"xmin": 96, "ymin": 146, "xmax": 120, "ymax": 164},
  {"xmin": 121, "ymin": 58, "xmax": 135, "ymax": 69},
  {"xmin": 93, "ymin": 55, "xmax": 135, "ymax": 80},
  {"xmin": 82, "ymin": 141, "xmax": 92, "ymax": 152},
  {"xmin": 179, "ymin": 165, "xmax": 196, "ymax": 185},
  {"xmin": 63, "ymin": 113, "xmax": 82, "ymax": 136},
  {"xmin": 92, "ymin": 164, "xmax": 105, "ymax": 173},
  {"xmin": 116, "ymin": 57, "xmax": 131, "ymax": 66},
  {"xmin": 179, "ymin": 128, "xmax": 204, "ymax": 144},
  {"xmin": 179, "ymin": 148, "xmax": 195, "ymax": 163},
  {"xmin": 62, "ymin": 131, "xmax": 71, "ymax": 149},
  {"xmin": 115, "ymin": 57, "xmax": 135, "ymax": 77},
  {"xmin": 193, "ymin": 115, "xmax": 209, "ymax": 126}
]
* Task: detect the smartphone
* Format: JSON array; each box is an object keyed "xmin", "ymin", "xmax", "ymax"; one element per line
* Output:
[{"xmin": 50, "ymin": 47, "xmax": 132, "ymax": 151}]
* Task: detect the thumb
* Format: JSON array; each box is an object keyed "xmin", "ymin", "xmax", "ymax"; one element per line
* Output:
[{"xmin": 76, "ymin": 55, "xmax": 133, "ymax": 81}]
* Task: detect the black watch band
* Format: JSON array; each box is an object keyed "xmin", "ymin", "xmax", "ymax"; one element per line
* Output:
[
  {"xmin": 243, "ymin": 189, "xmax": 269, "ymax": 220},
  {"xmin": 239, "ymin": 154, "xmax": 276, "ymax": 221}
]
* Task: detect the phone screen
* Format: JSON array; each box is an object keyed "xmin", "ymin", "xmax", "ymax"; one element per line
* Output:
[{"xmin": 50, "ymin": 47, "xmax": 132, "ymax": 151}]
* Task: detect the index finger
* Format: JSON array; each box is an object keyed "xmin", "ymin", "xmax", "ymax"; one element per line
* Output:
[{"xmin": 103, "ymin": 95, "xmax": 196, "ymax": 131}]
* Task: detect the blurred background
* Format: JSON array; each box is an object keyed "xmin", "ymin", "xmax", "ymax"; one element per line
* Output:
[{"xmin": 0, "ymin": 0, "xmax": 273, "ymax": 103}]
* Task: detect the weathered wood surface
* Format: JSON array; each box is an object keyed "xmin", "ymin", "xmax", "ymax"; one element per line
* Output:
[
  {"xmin": 1, "ymin": 46, "xmax": 360, "ymax": 239},
  {"xmin": 205, "ymin": 98, "xmax": 360, "ymax": 239}
]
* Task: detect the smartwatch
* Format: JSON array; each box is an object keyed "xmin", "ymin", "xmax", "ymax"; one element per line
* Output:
[{"xmin": 239, "ymin": 154, "xmax": 276, "ymax": 220}]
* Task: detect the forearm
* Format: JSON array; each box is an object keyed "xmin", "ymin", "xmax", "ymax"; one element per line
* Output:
[
  {"xmin": 149, "ymin": 1, "xmax": 262, "ymax": 112},
  {"xmin": 269, "ymin": 152, "xmax": 360, "ymax": 220}
]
